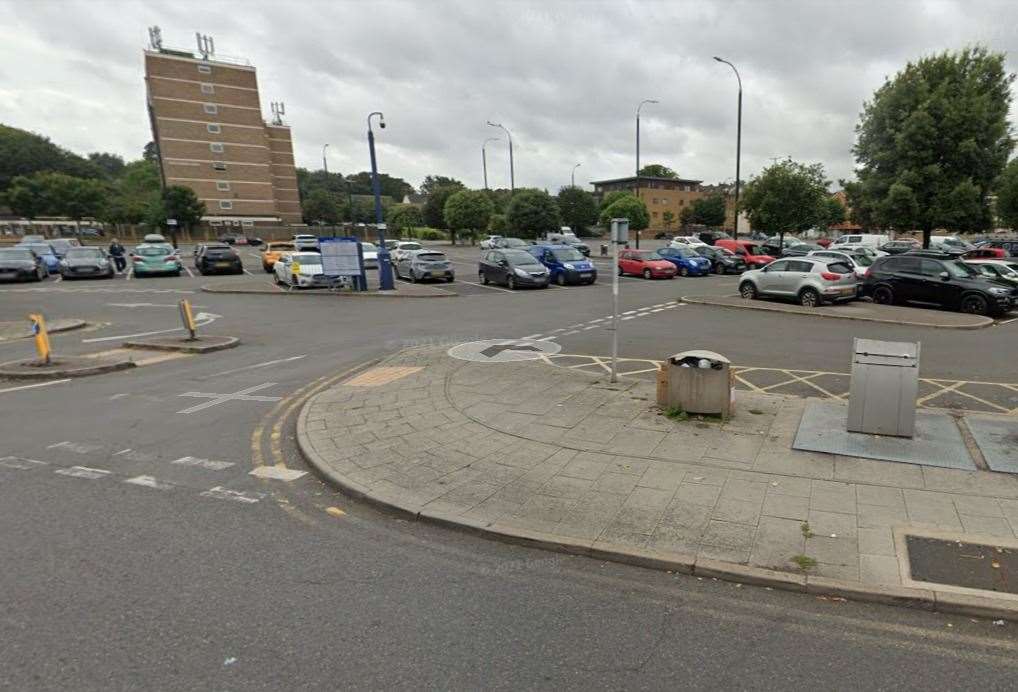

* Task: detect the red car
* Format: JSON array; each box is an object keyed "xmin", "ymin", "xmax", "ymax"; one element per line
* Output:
[
  {"xmin": 714, "ymin": 239, "xmax": 775, "ymax": 269},
  {"xmin": 618, "ymin": 250, "xmax": 676, "ymax": 279},
  {"xmin": 963, "ymin": 247, "xmax": 1007, "ymax": 260}
]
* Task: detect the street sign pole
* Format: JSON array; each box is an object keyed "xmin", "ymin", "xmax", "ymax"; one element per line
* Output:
[{"xmin": 609, "ymin": 218, "xmax": 629, "ymax": 384}]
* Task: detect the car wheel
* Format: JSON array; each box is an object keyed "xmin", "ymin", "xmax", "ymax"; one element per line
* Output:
[
  {"xmin": 739, "ymin": 282, "xmax": 757, "ymax": 300},
  {"xmin": 799, "ymin": 287, "xmax": 821, "ymax": 308},
  {"xmin": 174, "ymin": 270, "xmax": 181, "ymax": 277},
  {"xmin": 264, "ymin": 265, "xmax": 273, "ymax": 273},
  {"xmin": 480, "ymin": 271, "xmax": 488, "ymax": 285},
  {"xmin": 410, "ymin": 270, "xmax": 418, "ymax": 283},
  {"xmin": 507, "ymin": 276, "xmax": 516, "ymax": 290},
  {"xmin": 446, "ymin": 277, "xmax": 454, "ymax": 283},
  {"xmin": 960, "ymin": 293, "xmax": 989, "ymax": 315},
  {"xmin": 680, "ymin": 266, "xmax": 689, "ymax": 277},
  {"xmin": 642, "ymin": 269, "xmax": 652, "ymax": 279},
  {"xmin": 872, "ymin": 286, "xmax": 894, "ymax": 305},
  {"xmin": 617, "ymin": 266, "xmax": 625, "ymax": 277},
  {"xmin": 555, "ymin": 273, "xmax": 566, "ymax": 286}
]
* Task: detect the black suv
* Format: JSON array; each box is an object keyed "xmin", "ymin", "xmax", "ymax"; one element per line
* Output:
[
  {"xmin": 195, "ymin": 243, "xmax": 243, "ymax": 275},
  {"xmin": 863, "ymin": 252, "xmax": 1017, "ymax": 315}
]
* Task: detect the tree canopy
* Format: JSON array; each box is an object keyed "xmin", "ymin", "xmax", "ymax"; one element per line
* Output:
[
  {"xmin": 997, "ymin": 159, "xmax": 1018, "ymax": 230},
  {"xmin": 557, "ymin": 186, "xmax": 598, "ymax": 234},
  {"xmin": 599, "ymin": 194, "xmax": 649, "ymax": 231},
  {"xmin": 850, "ymin": 47, "xmax": 1014, "ymax": 245},
  {"xmin": 0, "ymin": 124, "xmax": 104, "ymax": 191},
  {"xmin": 420, "ymin": 175, "xmax": 464, "ymax": 197},
  {"xmin": 685, "ymin": 194, "xmax": 727, "ymax": 227},
  {"xmin": 740, "ymin": 160, "xmax": 831, "ymax": 243},
  {"xmin": 444, "ymin": 189, "xmax": 494, "ymax": 243},
  {"xmin": 506, "ymin": 189, "xmax": 561, "ymax": 238},
  {"xmin": 302, "ymin": 189, "xmax": 340, "ymax": 225},
  {"xmin": 638, "ymin": 164, "xmax": 679, "ymax": 179},
  {"xmin": 155, "ymin": 186, "xmax": 206, "ymax": 240},
  {"xmin": 387, "ymin": 203, "xmax": 425, "ymax": 234},
  {"xmin": 423, "ymin": 182, "xmax": 466, "ymax": 229}
]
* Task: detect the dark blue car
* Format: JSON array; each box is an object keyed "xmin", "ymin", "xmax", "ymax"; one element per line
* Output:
[
  {"xmin": 652, "ymin": 246, "xmax": 711, "ymax": 276},
  {"xmin": 525, "ymin": 244, "xmax": 597, "ymax": 285}
]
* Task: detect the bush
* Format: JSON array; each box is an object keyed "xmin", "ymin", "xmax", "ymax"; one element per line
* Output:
[{"xmin": 413, "ymin": 228, "xmax": 447, "ymax": 241}]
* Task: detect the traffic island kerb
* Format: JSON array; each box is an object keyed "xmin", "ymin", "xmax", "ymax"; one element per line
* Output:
[
  {"xmin": 0, "ymin": 354, "xmax": 135, "ymax": 379},
  {"xmin": 122, "ymin": 335, "xmax": 240, "ymax": 353},
  {"xmin": 0, "ymin": 318, "xmax": 88, "ymax": 343}
]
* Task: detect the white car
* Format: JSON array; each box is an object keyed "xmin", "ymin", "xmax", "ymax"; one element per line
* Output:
[
  {"xmin": 480, "ymin": 235, "xmax": 503, "ymax": 250},
  {"xmin": 360, "ymin": 242, "xmax": 379, "ymax": 269},
  {"xmin": 834, "ymin": 243, "xmax": 887, "ymax": 258},
  {"xmin": 964, "ymin": 259, "xmax": 1018, "ymax": 285},
  {"xmin": 292, "ymin": 234, "xmax": 319, "ymax": 251},
  {"xmin": 807, "ymin": 249, "xmax": 874, "ymax": 279},
  {"xmin": 669, "ymin": 235, "xmax": 708, "ymax": 248},
  {"xmin": 391, "ymin": 241, "xmax": 423, "ymax": 263},
  {"xmin": 273, "ymin": 251, "xmax": 328, "ymax": 288}
]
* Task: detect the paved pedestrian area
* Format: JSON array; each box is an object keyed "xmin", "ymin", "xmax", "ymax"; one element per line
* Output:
[{"xmin": 298, "ymin": 344, "xmax": 1018, "ymax": 613}]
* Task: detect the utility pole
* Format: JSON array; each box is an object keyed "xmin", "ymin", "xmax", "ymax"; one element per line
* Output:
[
  {"xmin": 609, "ymin": 218, "xmax": 629, "ymax": 384},
  {"xmin": 714, "ymin": 57, "xmax": 743, "ymax": 239},
  {"xmin": 482, "ymin": 137, "xmax": 498, "ymax": 190}
]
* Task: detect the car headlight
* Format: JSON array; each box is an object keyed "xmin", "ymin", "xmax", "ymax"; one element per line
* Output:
[
  {"xmin": 513, "ymin": 267, "xmax": 530, "ymax": 278},
  {"xmin": 989, "ymin": 287, "xmax": 1009, "ymax": 295},
  {"xmin": 563, "ymin": 263, "xmax": 575, "ymax": 270}
]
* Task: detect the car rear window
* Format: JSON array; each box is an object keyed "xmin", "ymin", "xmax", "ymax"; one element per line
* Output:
[
  {"xmin": 292, "ymin": 253, "xmax": 322, "ymax": 263},
  {"xmin": 137, "ymin": 246, "xmax": 169, "ymax": 256},
  {"xmin": 399, "ymin": 243, "xmax": 423, "ymax": 251},
  {"xmin": 66, "ymin": 248, "xmax": 102, "ymax": 258},
  {"xmin": 415, "ymin": 253, "xmax": 446, "ymax": 262},
  {"xmin": 267, "ymin": 243, "xmax": 295, "ymax": 252},
  {"xmin": 826, "ymin": 262, "xmax": 853, "ymax": 274},
  {"xmin": 25, "ymin": 244, "xmax": 53, "ymax": 255}
]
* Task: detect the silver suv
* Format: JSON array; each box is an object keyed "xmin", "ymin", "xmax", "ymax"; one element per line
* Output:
[{"xmin": 739, "ymin": 257, "xmax": 859, "ymax": 307}]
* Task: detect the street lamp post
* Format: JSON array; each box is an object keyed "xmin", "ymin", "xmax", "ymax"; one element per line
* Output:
[
  {"xmin": 367, "ymin": 111, "xmax": 394, "ymax": 290},
  {"xmin": 487, "ymin": 121, "xmax": 514, "ymax": 192},
  {"xmin": 635, "ymin": 99, "xmax": 658, "ymax": 249},
  {"xmin": 322, "ymin": 143, "xmax": 329, "ymax": 174},
  {"xmin": 571, "ymin": 162, "xmax": 581, "ymax": 188},
  {"xmin": 714, "ymin": 56, "xmax": 742, "ymax": 240},
  {"xmin": 482, "ymin": 137, "xmax": 498, "ymax": 190}
]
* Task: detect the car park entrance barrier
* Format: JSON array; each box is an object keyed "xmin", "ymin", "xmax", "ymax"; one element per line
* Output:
[
  {"xmin": 657, "ymin": 350, "xmax": 733, "ymax": 419},
  {"xmin": 847, "ymin": 338, "xmax": 920, "ymax": 438}
]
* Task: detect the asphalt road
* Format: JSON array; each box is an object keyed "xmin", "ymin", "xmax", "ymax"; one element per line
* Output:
[{"xmin": 2, "ymin": 242, "xmax": 1018, "ymax": 689}]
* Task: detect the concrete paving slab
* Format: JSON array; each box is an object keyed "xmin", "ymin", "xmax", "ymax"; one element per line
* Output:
[
  {"xmin": 965, "ymin": 415, "xmax": 1018, "ymax": 474},
  {"xmin": 793, "ymin": 400, "xmax": 975, "ymax": 470}
]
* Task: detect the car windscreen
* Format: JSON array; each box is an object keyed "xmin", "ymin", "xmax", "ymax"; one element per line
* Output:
[
  {"xmin": 502, "ymin": 238, "xmax": 527, "ymax": 248},
  {"xmin": 361, "ymin": 243, "xmax": 377, "ymax": 252},
  {"xmin": 0, "ymin": 249, "xmax": 34, "ymax": 261},
  {"xmin": 137, "ymin": 246, "xmax": 169, "ymax": 256},
  {"xmin": 267, "ymin": 243, "xmax": 294, "ymax": 252},
  {"xmin": 24, "ymin": 244, "xmax": 53, "ymax": 255},
  {"xmin": 670, "ymin": 246, "xmax": 697, "ymax": 257},
  {"xmin": 65, "ymin": 248, "xmax": 102, "ymax": 259},
  {"xmin": 399, "ymin": 243, "xmax": 423, "ymax": 251},
  {"xmin": 849, "ymin": 253, "xmax": 873, "ymax": 266},
  {"xmin": 414, "ymin": 253, "xmax": 446, "ymax": 262},
  {"xmin": 204, "ymin": 245, "xmax": 233, "ymax": 253},
  {"xmin": 549, "ymin": 247, "xmax": 583, "ymax": 261},
  {"xmin": 742, "ymin": 244, "xmax": 763, "ymax": 254},
  {"xmin": 945, "ymin": 260, "xmax": 977, "ymax": 278},
  {"xmin": 504, "ymin": 250, "xmax": 541, "ymax": 265},
  {"xmin": 292, "ymin": 253, "xmax": 322, "ymax": 264}
]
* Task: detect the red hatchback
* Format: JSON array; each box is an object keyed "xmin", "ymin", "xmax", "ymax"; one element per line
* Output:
[{"xmin": 618, "ymin": 250, "xmax": 676, "ymax": 279}]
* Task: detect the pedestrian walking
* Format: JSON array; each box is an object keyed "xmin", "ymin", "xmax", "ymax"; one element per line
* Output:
[{"xmin": 109, "ymin": 238, "xmax": 126, "ymax": 273}]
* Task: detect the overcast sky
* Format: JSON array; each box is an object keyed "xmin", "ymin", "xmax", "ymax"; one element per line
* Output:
[{"xmin": 2, "ymin": 0, "xmax": 1016, "ymax": 193}]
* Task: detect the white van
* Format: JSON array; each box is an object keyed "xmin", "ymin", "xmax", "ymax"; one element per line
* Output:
[{"xmin": 829, "ymin": 233, "xmax": 889, "ymax": 249}]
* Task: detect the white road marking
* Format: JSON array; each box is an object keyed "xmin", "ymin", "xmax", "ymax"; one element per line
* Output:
[
  {"xmin": 621, "ymin": 315, "xmax": 637, "ymax": 321},
  {"xmin": 562, "ymin": 330, "xmax": 580, "ymax": 336},
  {"xmin": 124, "ymin": 475, "xmax": 175, "ymax": 490},
  {"xmin": 583, "ymin": 325, "xmax": 600, "ymax": 330},
  {"xmin": 184, "ymin": 267, "xmax": 194, "ymax": 278},
  {"xmin": 0, "ymin": 457, "xmax": 48, "ymax": 470},
  {"xmin": 243, "ymin": 269, "xmax": 254, "ymax": 276},
  {"xmin": 113, "ymin": 448, "xmax": 132, "ymax": 456},
  {"xmin": 998, "ymin": 317, "xmax": 1018, "ymax": 325},
  {"xmin": 47, "ymin": 441, "xmax": 101, "ymax": 453},
  {"xmin": 212, "ymin": 355, "xmax": 306, "ymax": 377},
  {"xmin": 176, "ymin": 382, "xmax": 282, "ymax": 414},
  {"xmin": 171, "ymin": 456, "xmax": 235, "ymax": 471},
  {"xmin": 82, "ymin": 313, "xmax": 220, "ymax": 343},
  {"xmin": 0, "ymin": 379, "xmax": 71, "ymax": 395},
  {"xmin": 107, "ymin": 302, "xmax": 207, "ymax": 308},
  {"xmin": 650, "ymin": 308, "xmax": 665, "ymax": 313},
  {"xmin": 249, "ymin": 466, "xmax": 307, "ymax": 481},
  {"xmin": 54, "ymin": 466, "xmax": 110, "ymax": 479},
  {"xmin": 458, "ymin": 279, "xmax": 514, "ymax": 293},
  {"xmin": 126, "ymin": 268, "xmax": 133, "ymax": 281},
  {"xmin": 54, "ymin": 275, "xmax": 62, "ymax": 283},
  {"xmin": 200, "ymin": 486, "xmax": 265, "ymax": 504},
  {"xmin": 521, "ymin": 334, "xmax": 543, "ymax": 340}
]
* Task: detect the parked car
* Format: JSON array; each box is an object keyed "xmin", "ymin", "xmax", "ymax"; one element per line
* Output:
[
  {"xmin": 863, "ymin": 252, "xmax": 1016, "ymax": 316},
  {"xmin": 815, "ymin": 238, "xmax": 833, "ymax": 248},
  {"xmin": 394, "ymin": 249, "xmax": 455, "ymax": 283},
  {"xmin": 360, "ymin": 242, "xmax": 379, "ymax": 269},
  {"xmin": 963, "ymin": 260, "xmax": 1018, "ymax": 288},
  {"xmin": 878, "ymin": 240, "xmax": 920, "ymax": 255},
  {"xmin": 526, "ymin": 244, "xmax": 597, "ymax": 285},
  {"xmin": 830, "ymin": 233, "xmax": 889, "ymax": 250},
  {"xmin": 260, "ymin": 242, "xmax": 295, "ymax": 272},
  {"xmin": 292, "ymin": 234, "xmax": 319, "ymax": 251},
  {"xmin": 697, "ymin": 230, "xmax": 730, "ymax": 245},
  {"xmin": 491, "ymin": 237, "xmax": 529, "ymax": 250},
  {"xmin": 59, "ymin": 246, "xmax": 115, "ymax": 279},
  {"xmin": 545, "ymin": 232, "xmax": 591, "ymax": 256},
  {"xmin": 274, "ymin": 251, "xmax": 328, "ymax": 288},
  {"xmin": 143, "ymin": 233, "xmax": 168, "ymax": 244},
  {"xmin": 19, "ymin": 243, "xmax": 61, "ymax": 273},
  {"xmin": 384, "ymin": 239, "xmax": 400, "ymax": 251},
  {"xmin": 975, "ymin": 238, "xmax": 1018, "ymax": 257},
  {"xmin": 807, "ymin": 249, "xmax": 874, "ymax": 279},
  {"xmin": 652, "ymin": 245, "xmax": 711, "ymax": 276},
  {"xmin": 195, "ymin": 243, "xmax": 243, "ymax": 275},
  {"xmin": 480, "ymin": 235, "xmax": 503, "ymax": 250},
  {"xmin": 218, "ymin": 234, "xmax": 263, "ymax": 246},
  {"xmin": 20, "ymin": 234, "xmax": 46, "ymax": 243},
  {"xmin": 694, "ymin": 245, "xmax": 747, "ymax": 274},
  {"xmin": 48, "ymin": 238, "xmax": 81, "ymax": 258},
  {"xmin": 762, "ymin": 236, "xmax": 807, "ymax": 257},
  {"xmin": 0, "ymin": 247, "xmax": 47, "ymax": 282},
  {"xmin": 963, "ymin": 247, "xmax": 1007, "ymax": 260},
  {"xmin": 714, "ymin": 239, "xmax": 775, "ymax": 269},
  {"xmin": 391, "ymin": 241, "xmax": 423, "ymax": 263},
  {"xmin": 781, "ymin": 243, "xmax": 826, "ymax": 257},
  {"xmin": 618, "ymin": 249, "xmax": 677, "ymax": 279},
  {"xmin": 669, "ymin": 235, "xmax": 709, "ymax": 248},
  {"xmin": 931, "ymin": 235, "xmax": 975, "ymax": 253},
  {"xmin": 479, "ymin": 249, "xmax": 549, "ymax": 289},
  {"xmin": 78, "ymin": 228, "xmax": 104, "ymax": 238},
  {"xmin": 131, "ymin": 244, "xmax": 182, "ymax": 277},
  {"xmin": 739, "ymin": 257, "xmax": 859, "ymax": 307}
]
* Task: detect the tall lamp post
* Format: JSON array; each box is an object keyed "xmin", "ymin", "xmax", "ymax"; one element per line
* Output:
[
  {"xmin": 635, "ymin": 98, "xmax": 659, "ymax": 177},
  {"xmin": 487, "ymin": 121, "xmax": 514, "ymax": 192},
  {"xmin": 367, "ymin": 111, "xmax": 394, "ymax": 290},
  {"xmin": 571, "ymin": 162, "xmax": 581, "ymax": 188},
  {"xmin": 322, "ymin": 143, "xmax": 329, "ymax": 174},
  {"xmin": 714, "ymin": 56, "xmax": 742, "ymax": 239},
  {"xmin": 482, "ymin": 137, "xmax": 498, "ymax": 190}
]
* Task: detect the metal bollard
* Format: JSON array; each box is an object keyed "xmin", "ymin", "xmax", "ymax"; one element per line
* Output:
[{"xmin": 178, "ymin": 299, "xmax": 197, "ymax": 340}]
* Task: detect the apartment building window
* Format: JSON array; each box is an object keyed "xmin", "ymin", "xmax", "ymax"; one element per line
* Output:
[
  {"xmin": 216, "ymin": 181, "xmax": 231, "ymax": 192},
  {"xmin": 241, "ymin": 220, "xmax": 254, "ymax": 228},
  {"xmin": 219, "ymin": 200, "xmax": 233, "ymax": 210},
  {"xmin": 197, "ymin": 64, "xmax": 212, "ymax": 74},
  {"xmin": 207, "ymin": 123, "xmax": 221, "ymax": 134},
  {"xmin": 209, "ymin": 142, "xmax": 224, "ymax": 154},
  {"xmin": 203, "ymin": 103, "xmax": 218, "ymax": 115},
  {"xmin": 212, "ymin": 162, "xmax": 227, "ymax": 171},
  {"xmin": 200, "ymin": 83, "xmax": 214, "ymax": 95}
]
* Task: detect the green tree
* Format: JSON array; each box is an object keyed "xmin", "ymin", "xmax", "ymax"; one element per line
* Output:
[
  {"xmin": 996, "ymin": 158, "xmax": 1018, "ymax": 229},
  {"xmin": 143, "ymin": 141, "xmax": 160, "ymax": 163},
  {"xmin": 821, "ymin": 195, "xmax": 847, "ymax": 231},
  {"xmin": 483, "ymin": 188, "xmax": 512, "ymax": 214},
  {"xmin": 599, "ymin": 189, "xmax": 635, "ymax": 213},
  {"xmin": 851, "ymin": 46, "xmax": 1014, "ymax": 246},
  {"xmin": 506, "ymin": 189, "xmax": 561, "ymax": 238},
  {"xmin": 344, "ymin": 171, "xmax": 414, "ymax": 200},
  {"xmin": 487, "ymin": 213, "xmax": 508, "ymax": 233},
  {"xmin": 0, "ymin": 124, "xmax": 102, "ymax": 191},
  {"xmin": 423, "ymin": 183, "xmax": 465, "ymax": 229},
  {"xmin": 557, "ymin": 186, "xmax": 598, "ymax": 234},
  {"xmin": 662, "ymin": 210, "xmax": 676, "ymax": 231},
  {"xmin": 302, "ymin": 189, "xmax": 340, "ymax": 225},
  {"xmin": 387, "ymin": 203, "xmax": 425, "ymax": 235},
  {"xmin": 101, "ymin": 159, "xmax": 161, "ymax": 225},
  {"xmin": 3, "ymin": 175, "xmax": 46, "ymax": 219},
  {"xmin": 444, "ymin": 189, "xmax": 494, "ymax": 244},
  {"xmin": 638, "ymin": 164, "xmax": 678, "ymax": 178},
  {"xmin": 599, "ymin": 195, "xmax": 649, "ymax": 231},
  {"xmin": 687, "ymin": 194, "xmax": 727, "ymax": 227},
  {"xmin": 740, "ymin": 160, "xmax": 830, "ymax": 247},
  {"xmin": 159, "ymin": 185, "xmax": 206, "ymax": 244},
  {"xmin": 87, "ymin": 152, "xmax": 125, "ymax": 177},
  {"xmin": 420, "ymin": 175, "xmax": 464, "ymax": 197},
  {"xmin": 296, "ymin": 167, "xmax": 348, "ymax": 201}
]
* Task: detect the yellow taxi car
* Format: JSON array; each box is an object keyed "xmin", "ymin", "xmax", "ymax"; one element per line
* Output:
[{"xmin": 261, "ymin": 242, "xmax": 295, "ymax": 273}]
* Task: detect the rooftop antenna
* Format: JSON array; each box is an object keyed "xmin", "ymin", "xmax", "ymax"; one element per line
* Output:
[
  {"xmin": 196, "ymin": 32, "xmax": 215, "ymax": 60},
  {"xmin": 148, "ymin": 26, "xmax": 163, "ymax": 51},
  {"xmin": 270, "ymin": 101, "xmax": 285, "ymax": 126}
]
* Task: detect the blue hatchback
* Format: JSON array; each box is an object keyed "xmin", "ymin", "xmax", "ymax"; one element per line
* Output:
[
  {"xmin": 652, "ymin": 246, "xmax": 711, "ymax": 276},
  {"xmin": 526, "ymin": 244, "xmax": 597, "ymax": 285},
  {"xmin": 20, "ymin": 243, "xmax": 61, "ymax": 274}
]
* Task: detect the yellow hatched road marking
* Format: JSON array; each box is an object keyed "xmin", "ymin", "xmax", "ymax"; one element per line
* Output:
[{"xmin": 344, "ymin": 366, "xmax": 423, "ymax": 387}]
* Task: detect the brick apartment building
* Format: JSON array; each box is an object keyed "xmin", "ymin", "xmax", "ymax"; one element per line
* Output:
[
  {"xmin": 144, "ymin": 34, "xmax": 301, "ymax": 228},
  {"xmin": 590, "ymin": 175, "xmax": 707, "ymax": 232}
]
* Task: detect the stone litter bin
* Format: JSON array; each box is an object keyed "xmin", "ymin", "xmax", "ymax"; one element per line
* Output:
[
  {"xmin": 656, "ymin": 350, "xmax": 733, "ymax": 419},
  {"xmin": 847, "ymin": 338, "xmax": 920, "ymax": 438}
]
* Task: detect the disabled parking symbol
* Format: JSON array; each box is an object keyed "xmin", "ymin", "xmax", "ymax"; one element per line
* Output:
[{"xmin": 447, "ymin": 339, "xmax": 561, "ymax": 363}]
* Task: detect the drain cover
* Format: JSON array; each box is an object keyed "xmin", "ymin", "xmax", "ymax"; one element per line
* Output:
[{"xmin": 906, "ymin": 535, "xmax": 1018, "ymax": 594}]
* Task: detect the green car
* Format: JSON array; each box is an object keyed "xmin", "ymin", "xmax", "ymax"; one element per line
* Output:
[{"xmin": 131, "ymin": 243, "xmax": 182, "ymax": 277}]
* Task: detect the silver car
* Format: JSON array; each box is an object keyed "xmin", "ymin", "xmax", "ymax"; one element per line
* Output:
[
  {"xmin": 739, "ymin": 257, "xmax": 858, "ymax": 307},
  {"xmin": 394, "ymin": 249, "xmax": 455, "ymax": 283}
]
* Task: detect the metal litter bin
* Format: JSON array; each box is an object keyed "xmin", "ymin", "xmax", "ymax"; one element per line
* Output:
[
  {"xmin": 600, "ymin": 243, "xmax": 608, "ymax": 257},
  {"xmin": 661, "ymin": 350, "xmax": 733, "ymax": 418},
  {"xmin": 847, "ymin": 338, "xmax": 920, "ymax": 438}
]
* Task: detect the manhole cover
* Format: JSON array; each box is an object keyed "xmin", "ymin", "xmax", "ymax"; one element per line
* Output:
[
  {"xmin": 447, "ymin": 339, "xmax": 560, "ymax": 363},
  {"xmin": 906, "ymin": 535, "xmax": 1018, "ymax": 594}
]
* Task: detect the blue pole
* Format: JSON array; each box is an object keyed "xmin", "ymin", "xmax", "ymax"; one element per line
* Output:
[{"xmin": 368, "ymin": 112, "xmax": 394, "ymax": 290}]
